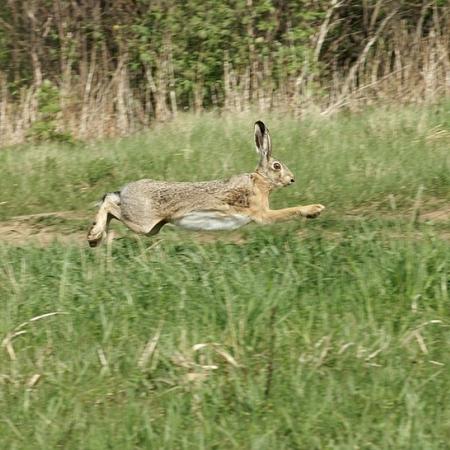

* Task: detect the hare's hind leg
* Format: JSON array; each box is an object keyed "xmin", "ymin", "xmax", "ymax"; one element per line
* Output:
[
  {"xmin": 87, "ymin": 192, "xmax": 122, "ymax": 247},
  {"xmin": 121, "ymin": 217, "xmax": 167, "ymax": 236}
]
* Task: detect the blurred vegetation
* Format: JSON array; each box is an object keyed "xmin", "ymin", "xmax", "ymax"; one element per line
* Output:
[
  {"xmin": 26, "ymin": 80, "xmax": 74, "ymax": 144},
  {"xmin": 0, "ymin": 1, "xmax": 449, "ymax": 144}
]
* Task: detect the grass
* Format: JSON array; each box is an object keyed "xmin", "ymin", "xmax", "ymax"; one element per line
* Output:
[
  {"xmin": 0, "ymin": 103, "xmax": 449, "ymax": 220},
  {"xmin": 0, "ymin": 103, "xmax": 449, "ymax": 449}
]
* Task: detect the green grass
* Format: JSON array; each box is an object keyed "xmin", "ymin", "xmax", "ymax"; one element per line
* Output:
[
  {"xmin": 0, "ymin": 103, "xmax": 449, "ymax": 220},
  {"xmin": 0, "ymin": 104, "xmax": 450, "ymax": 449}
]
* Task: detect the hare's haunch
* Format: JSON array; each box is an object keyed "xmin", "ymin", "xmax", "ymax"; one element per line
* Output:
[{"xmin": 87, "ymin": 121, "xmax": 325, "ymax": 247}]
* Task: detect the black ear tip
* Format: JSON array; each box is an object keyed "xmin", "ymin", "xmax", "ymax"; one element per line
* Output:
[{"xmin": 255, "ymin": 120, "xmax": 266, "ymax": 133}]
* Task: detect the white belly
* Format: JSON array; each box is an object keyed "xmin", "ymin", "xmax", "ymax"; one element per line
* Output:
[{"xmin": 172, "ymin": 211, "xmax": 251, "ymax": 231}]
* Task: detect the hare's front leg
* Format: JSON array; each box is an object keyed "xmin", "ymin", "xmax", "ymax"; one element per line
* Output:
[
  {"xmin": 298, "ymin": 204, "xmax": 326, "ymax": 219},
  {"xmin": 253, "ymin": 204, "xmax": 325, "ymax": 224}
]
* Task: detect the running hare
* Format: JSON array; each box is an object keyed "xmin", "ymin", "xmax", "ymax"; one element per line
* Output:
[{"xmin": 87, "ymin": 121, "xmax": 325, "ymax": 247}]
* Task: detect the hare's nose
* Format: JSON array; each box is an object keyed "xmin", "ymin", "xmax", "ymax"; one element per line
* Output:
[{"xmin": 290, "ymin": 178, "xmax": 295, "ymax": 183}]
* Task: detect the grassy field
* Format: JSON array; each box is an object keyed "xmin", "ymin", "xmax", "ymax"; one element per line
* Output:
[{"xmin": 0, "ymin": 104, "xmax": 449, "ymax": 449}]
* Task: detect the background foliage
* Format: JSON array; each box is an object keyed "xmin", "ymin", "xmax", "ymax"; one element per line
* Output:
[{"xmin": 0, "ymin": 1, "xmax": 449, "ymax": 144}]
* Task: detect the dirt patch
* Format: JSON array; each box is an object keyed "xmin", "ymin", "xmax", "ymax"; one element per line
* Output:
[
  {"xmin": 0, "ymin": 211, "xmax": 248, "ymax": 247},
  {"xmin": 0, "ymin": 220, "xmax": 86, "ymax": 246},
  {"xmin": 0, "ymin": 211, "xmax": 88, "ymax": 246},
  {"xmin": 0, "ymin": 206, "xmax": 448, "ymax": 247},
  {"xmin": 421, "ymin": 206, "xmax": 450, "ymax": 222}
]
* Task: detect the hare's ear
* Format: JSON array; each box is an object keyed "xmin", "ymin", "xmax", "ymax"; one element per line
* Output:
[{"xmin": 254, "ymin": 121, "xmax": 272, "ymax": 161}]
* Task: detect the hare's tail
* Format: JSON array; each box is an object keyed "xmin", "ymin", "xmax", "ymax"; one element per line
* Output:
[{"xmin": 95, "ymin": 191, "xmax": 121, "ymax": 208}]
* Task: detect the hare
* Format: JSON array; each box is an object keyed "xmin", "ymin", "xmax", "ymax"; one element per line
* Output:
[{"xmin": 87, "ymin": 121, "xmax": 325, "ymax": 247}]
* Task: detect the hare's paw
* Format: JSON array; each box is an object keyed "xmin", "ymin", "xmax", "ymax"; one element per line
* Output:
[
  {"xmin": 301, "ymin": 204, "xmax": 325, "ymax": 219},
  {"xmin": 87, "ymin": 222, "xmax": 106, "ymax": 247}
]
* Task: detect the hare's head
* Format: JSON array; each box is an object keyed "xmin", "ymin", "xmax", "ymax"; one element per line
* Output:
[{"xmin": 254, "ymin": 121, "xmax": 295, "ymax": 188}]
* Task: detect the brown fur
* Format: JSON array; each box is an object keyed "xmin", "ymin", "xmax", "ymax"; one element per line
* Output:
[{"xmin": 87, "ymin": 121, "xmax": 324, "ymax": 246}]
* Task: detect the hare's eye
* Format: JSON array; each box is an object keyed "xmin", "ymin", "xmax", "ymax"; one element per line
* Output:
[{"xmin": 273, "ymin": 162, "xmax": 281, "ymax": 170}]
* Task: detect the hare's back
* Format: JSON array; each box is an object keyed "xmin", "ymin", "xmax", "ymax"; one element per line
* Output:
[
  {"xmin": 120, "ymin": 178, "xmax": 228, "ymax": 202},
  {"xmin": 119, "ymin": 178, "xmax": 231, "ymax": 224}
]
